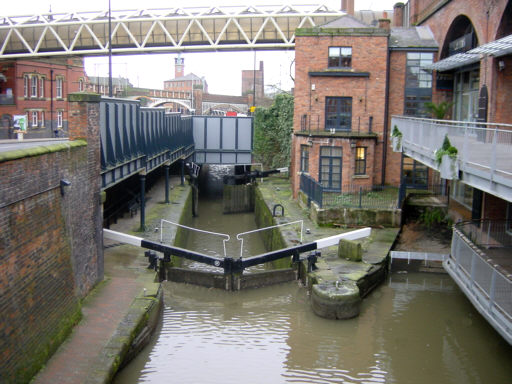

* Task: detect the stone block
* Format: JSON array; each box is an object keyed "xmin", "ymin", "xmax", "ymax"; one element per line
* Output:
[{"xmin": 338, "ymin": 238, "xmax": 362, "ymax": 262}]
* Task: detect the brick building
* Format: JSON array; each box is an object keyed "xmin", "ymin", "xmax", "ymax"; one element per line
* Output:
[
  {"xmin": 391, "ymin": 0, "xmax": 512, "ymax": 225},
  {"xmin": 163, "ymin": 57, "xmax": 208, "ymax": 113},
  {"xmin": 0, "ymin": 57, "xmax": 86, "ymax": 139},
  {"xmin": 242, "ymin": 60, "xmax": 264, "ymax": 104},
  {"xmin": 290, "ymin": 5, "xmax": 437, "ymax": 197}
]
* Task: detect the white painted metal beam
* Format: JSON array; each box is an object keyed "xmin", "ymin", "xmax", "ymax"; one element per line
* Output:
[{"xmin": 0, "ymin": 5, "xmax": 343, "ymax": 58}]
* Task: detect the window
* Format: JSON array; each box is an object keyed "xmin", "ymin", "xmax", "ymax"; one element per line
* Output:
[
  {"xmin": 404, "ymin": 52, "xmax": 433, "ymax": 116},
  {"xmin": 402, "ymin": 156, "xmax": 427, "ymax": 188},
  {"xmin": 57, "ymin": 110, "xmax": 63, "ymax": 128},
  {"xmin": 31, "ymin": 76, "xmax": 38, "ymax": 98},
  {"xmin": 24, "ymin": 75, "xmax": 29, "ymax": 97},
  {"xmin": 56, "ymin": 77, "xmax": 63, "ymax": 98},
  {"xmin": 355, "ymin": 147, "xmax": 367, "ymax": 175},
  {"xmin": 325, "ymin": 97, "xmax": 352, "ymax": 131},
  {"xmin": 451, "ymin": 180, "xmax": 473, "ymax": 209},
  {"xmin": 319, "ymin": 146, "xmax": 342, "ymax": 191},
  {"xmin": 328, "ymin": 47, "xmax": 352, "ymax": 68},
  {"xmin": 300, "ymin": 145, "xmax": 309, "ymax": 173},
  {"xmin": 31, "ymin": 111, "xmax": 38, "ymax": 127},
  {"xmin": 40, "ymin": 111, "xmax": 45, "ymax": 127},
  {"xmin": 39, "ymin": 77, "xmax": 44, "ymax": 98},
  {"xmin": 79, "ymin": 79, "xmax": 83, "ymax": 92}
]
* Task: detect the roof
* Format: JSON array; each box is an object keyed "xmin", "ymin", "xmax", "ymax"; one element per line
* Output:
[
  {"xmin": 165, "ymin": 73, "xmax": 203, "ymax": 82},
  {"xmin": 389, "ymin": 26, "xmax": 438, "ymax": 50},
  {"xmin": 321, "ymin": 14, "xmax": 371, "ymax": 28},
  {"xmin": 202, "ymin": 93, "xmax": 248, "ymax": 104}
]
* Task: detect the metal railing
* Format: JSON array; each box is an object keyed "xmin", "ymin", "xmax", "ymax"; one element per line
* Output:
[
  {"xmin": 391, "ymin": 116, "xmax": 512, "ymax": 201},
  {"xmin": 160, "ymin": 219, "xmax": 230, "ymax": 258},
  {"xmin": 323, "ymin": 185, "xmax": 399, "ymax": 209},
  {"xmin": 455, "ymin": 220, "xmax": 512, "ymax": 249},
  {"xmin": 236, "ymin": 220, "xmax": 303, "ymax": 258},
  {"xmin": 446, "ymin": 227, "xmax": 512, "ymax": 345},
  {"xmin": 300, "ymin": 173, "xmax": 401, "ymax": 209},
  {"xmin": 300, "ymin": 113, "xmax": 374, "ymax": 135},
  {"xmin": 300, "ymin": 173, "xmax": 323, "ymax": 207}
]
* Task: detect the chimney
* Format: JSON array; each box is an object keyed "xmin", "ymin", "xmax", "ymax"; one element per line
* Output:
[
  {"xmin": 341, "ymin": 0, "xmax": 354, "ymax": 16},
  {"xmin": 393, "ymin": 2, "xmax": 404, "ymax": 27},
  {"xmin": 378, "ymin": 19, "xmax": 391, "ymax": 31},
  {"xmin": 174, "ymin": 56, "xmax": 184, "ymax": 79}
]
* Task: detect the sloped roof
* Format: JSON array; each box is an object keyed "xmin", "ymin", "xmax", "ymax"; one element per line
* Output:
[
  {"xmin": 390, "ymin": 26, "xmax": 438, "ymax": 49},
  {"xmin": 166, "ymin": 73, "xmax": 203, "ymax": 82},
  {"xmin": 321, "ymin": 14, "xmax": 371, "ymax": 28}
]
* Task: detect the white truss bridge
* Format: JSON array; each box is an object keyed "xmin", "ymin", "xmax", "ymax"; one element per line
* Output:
[{"xmin": 0, "ymin": 5, "xmax": 343, "ymax": 58}]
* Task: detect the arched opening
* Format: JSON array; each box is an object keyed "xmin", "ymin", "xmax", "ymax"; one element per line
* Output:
[
  {"xmin": 496, "ymin": 0, "xmax": 512, "ymax": 39},
  {"xmin": 440, "ymin": 15, "xmax": 478, "ymax": 59}
]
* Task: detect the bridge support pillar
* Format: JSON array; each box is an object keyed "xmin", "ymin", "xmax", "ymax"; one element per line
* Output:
[
  {"xmin": 164, "ymin": 163, "xmax": 170, "ymax": 204},
  {"xmin": 139, "ymin": 172, "xmax": 146, "ymax": 231}
]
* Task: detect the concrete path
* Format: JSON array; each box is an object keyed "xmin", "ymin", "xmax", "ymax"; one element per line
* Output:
[
  {"xmin": 32, "ymin": 177, "xmax": 186, "ymax": 384},
  {"xmin": 33, "ymin": 277, "xmax": 142, "ymax": 384}
]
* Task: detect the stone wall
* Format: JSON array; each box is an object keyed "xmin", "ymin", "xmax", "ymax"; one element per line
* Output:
[{"xmin": 0, "ymin": 93, "xmax": 103, "ymax": 383}]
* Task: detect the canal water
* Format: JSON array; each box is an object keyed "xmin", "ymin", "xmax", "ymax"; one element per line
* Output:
[{"xmin": 114, "ymin": 192, "xmax": 512, "ymax": 383}]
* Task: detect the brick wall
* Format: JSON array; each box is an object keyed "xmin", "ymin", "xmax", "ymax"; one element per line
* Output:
[
  {"xmin": 0, "ymin": 93, "xmax": 102, "ymax": 383},
  {"xmin": 291, "ymin": 31, "xmax": 388, "ymax": 196}
]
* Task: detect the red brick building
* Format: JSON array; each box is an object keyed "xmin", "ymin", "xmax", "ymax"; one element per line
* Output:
[
  {"xmin": 290, "ymin": 8, "xmax": 437, "ymax": 197},
  {"xmin": 0, "ymin": 57, "xmax": 86, "ymax": 139},
  {"xmin": 242, "ymin": 60, "xmax": 264, "ymax": 104}
]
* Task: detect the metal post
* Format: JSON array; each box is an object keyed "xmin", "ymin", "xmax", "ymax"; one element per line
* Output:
[
  {"xmin": 164, "ymin": 164, "xmax": 170, "ymax": 204},
  {"xmin": 139, "ymin": 173, "xmax": 146, "ymax": 231},
  {"xmin": 359, "ymin": 186, "xmax": 363, "ymax": 208},
  {"xmin": 180, "ymin": 159, "xmax": 185, "ymax": 186}
]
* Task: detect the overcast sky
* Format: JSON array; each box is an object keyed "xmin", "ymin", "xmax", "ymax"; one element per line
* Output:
[{"xmin": 1, "ymin": 0, "xmax": 400, "ymax": 95}]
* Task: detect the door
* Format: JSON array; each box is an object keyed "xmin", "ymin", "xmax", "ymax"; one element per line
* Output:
[{"xmin": 319, "ymin": 146, "xmax": 342, "ymax": 191}]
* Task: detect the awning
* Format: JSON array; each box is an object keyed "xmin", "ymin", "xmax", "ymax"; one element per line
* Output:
[
  {"xmin": 468, "ymin": 33, "xmax": 512, "ymax": 57},
  {"xmin": 427, "ymin": 52, "xmax": 481, "ymax": 72},
  {"xmin": 427, "ymin": 33, "xmax": 512, "ymax": 72}
]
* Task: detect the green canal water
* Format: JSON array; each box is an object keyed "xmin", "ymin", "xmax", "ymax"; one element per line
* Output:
[{"xmin": 114, "ymin": 195, "xmax": 512, "ymax": 383}]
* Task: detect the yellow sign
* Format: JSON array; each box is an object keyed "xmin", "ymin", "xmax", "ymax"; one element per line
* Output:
[{"xmin": 250, "ymin": 106, "xmax": 256, "ymax": 113}]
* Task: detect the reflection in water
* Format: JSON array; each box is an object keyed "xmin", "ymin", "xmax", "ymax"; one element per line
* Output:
[{"xmin": 114, "ymin": 274, "xmax": 512, "ymax": 384}]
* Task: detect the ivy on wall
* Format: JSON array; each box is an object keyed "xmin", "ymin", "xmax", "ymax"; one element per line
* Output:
[{"xmin": 253, "ymin": 93, "xmax": 294, "ymax": 170}]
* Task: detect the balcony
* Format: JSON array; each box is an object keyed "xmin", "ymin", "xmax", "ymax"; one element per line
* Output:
[
  {"xmin": 391, "ymin": 116, "xmax": 512, "ymax": 202},
  {"xmin": 445, "ymin": 220, "xmax": 512, "ymax": 345}
]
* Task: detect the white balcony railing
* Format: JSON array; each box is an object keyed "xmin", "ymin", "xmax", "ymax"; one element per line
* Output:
[
  {"xmin": 391, "ymin": 116, "xmax": 512, "ymax": 202},
  {"xmin": 445, "ymin": 226, "xmax": 512, "ymax": 345}
]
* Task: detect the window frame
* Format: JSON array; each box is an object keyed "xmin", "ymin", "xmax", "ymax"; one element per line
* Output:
[
  {"xmin": 39, "ymin": 77, "xmax": 44, "ymax": 98},
  {"xmin": 57, "ymin": 110, "xmax": 63, "ymax": 128},
  {"xmin": 40, "ymin": 110, "xmax": 45, "ymax": 127},
  {"xmin": 354, "ymin": 147, "xmax": 367, "ymax": 176},
  {"xmin": 319, "ymin": 146, "xmax": 343, "ymax": 192},
  {"xmin": 31, "ymin": 76, "xmax": 38, "ymax": 98},
  {"xmin": 325, "ymin": 97, "xmax": 352, "ymax": 131},
  {"xmin": 31, "ymin": 110, "xmax": 38, "ymax": 127},
  {"xmin": 300, "ymin": 144, "xmax": 310, "ymax": 173},
  {"xmin": 24, "ymin": 75, "xmax": 29, "ymax": 98},
  {"xmin": 328, "ymin": 46, "xmax": 352, "ymax": 69},
  {"xmin": 56, "ymin": 77, "xmax": 63, "ymax": 99},
  {"xmin": 404, "ymin": 52, "xmax": 433, "ymax": 117}
]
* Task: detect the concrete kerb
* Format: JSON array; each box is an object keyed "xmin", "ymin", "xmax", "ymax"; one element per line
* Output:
[{"xmin": 257, "ymin": 176, "xmax": 400, "ymax": 319}]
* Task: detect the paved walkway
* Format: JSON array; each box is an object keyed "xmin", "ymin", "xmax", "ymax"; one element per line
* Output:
[{"xmin": 33, "ymin": 177, "xmax": 185, "ymax": 384}]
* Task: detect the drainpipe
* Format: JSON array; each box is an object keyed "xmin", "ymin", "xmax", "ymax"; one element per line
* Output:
[
  {"xmin": 50, "ymin": 69, "xmax": 54, "ymax": 135},
  {"xmin": 381, "ymin": 40, "xmax": 391, "ymax": 186}
]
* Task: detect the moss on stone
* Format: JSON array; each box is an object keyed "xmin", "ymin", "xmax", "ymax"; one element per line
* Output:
[
  {"xmin": 0, "ymin": 140, "xmax": 87, "ymax": 163},
  {"xmin": 338, "ymin": 239, "xmax": 362, "ymax": 262},
  {"xmin": 68, "ymin": 92, "xmax": 101, "ymax": 103}
]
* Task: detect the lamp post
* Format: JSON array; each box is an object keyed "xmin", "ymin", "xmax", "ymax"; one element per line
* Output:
[{"xmin": 108, "ymin": 0, "xmax": 113, "ymax": 97}]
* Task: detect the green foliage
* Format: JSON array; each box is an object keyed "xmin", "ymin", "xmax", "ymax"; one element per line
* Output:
[
  {"xmin": 423, "ymin": 101, "xmax": 454, "ymax": 119},
  {"xmin": 419, "ymin": 207, "xmax": 451, "ymax": 229},
  {"xmin": 391, "ymin": 125, "xmax": 402, "ymax": 137},
  {"xmin": 253, "ymin": 93, "xmax": 294, "ymax": 169},
  {"xmin": 434, "ymin": 134, "xmax": 458, "ymax": 165}
]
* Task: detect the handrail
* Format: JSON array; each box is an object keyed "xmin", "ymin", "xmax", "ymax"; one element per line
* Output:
[
  {"xmin": 391, "ymin": 115, "xmax": 512, "ymax": 131},
  {"xmin": 236, "ymin": 220, "xmax": 303, "ymax": 258},
  {"xmin": 160, "ymin": 219, "xmax": 230, "ymax": 258}
]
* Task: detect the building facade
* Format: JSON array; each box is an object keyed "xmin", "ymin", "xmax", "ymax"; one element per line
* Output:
[
  {"xmin": 0, "ymin": 57, "xmax": 86, "ymax": 139},
  {"xmin": 290, "ymin": 9, "xmax": 437, "ymax": 197}
]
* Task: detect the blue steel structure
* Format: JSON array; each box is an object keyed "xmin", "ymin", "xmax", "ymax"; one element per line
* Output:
[{"xmin": 100, "ymin": 97, "xmax": 194, "ymax": 190}]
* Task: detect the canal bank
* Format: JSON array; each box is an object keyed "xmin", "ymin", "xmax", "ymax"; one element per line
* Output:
[{"xmin": 33, "ymin": 172, "xmax": 401, "ymax": 383}]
